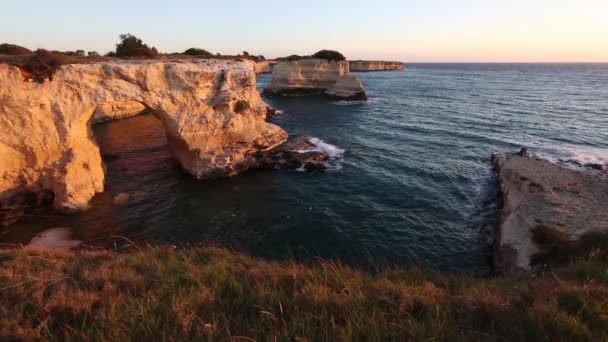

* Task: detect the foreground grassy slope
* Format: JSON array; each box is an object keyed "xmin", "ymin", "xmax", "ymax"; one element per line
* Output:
[{"xmin": 0, "ymin": 245, "xmax": 607, "ymax": 341}]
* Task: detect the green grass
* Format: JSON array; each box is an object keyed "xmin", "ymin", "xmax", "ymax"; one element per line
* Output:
[{"xmin": 0, "ymin": 246, "xmax": 607, "ymax": 341}]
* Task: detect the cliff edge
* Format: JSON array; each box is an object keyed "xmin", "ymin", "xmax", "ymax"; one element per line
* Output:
[{"xmin": 492, "ymin": 152, "xmax": 608, "ymax": 273}]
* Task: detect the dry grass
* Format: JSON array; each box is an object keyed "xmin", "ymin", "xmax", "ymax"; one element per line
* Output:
[{"xmin": 0, "ymin": 245, "xmax": 607, "ymax": 341}]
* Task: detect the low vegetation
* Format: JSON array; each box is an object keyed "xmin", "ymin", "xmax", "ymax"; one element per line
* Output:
[
  {"xmin": 183, "ymin": 48, "xmax": 214, "ymax": 57},
  {"xmin": 114, "ymin": 33, "xmax": 158, "ymax": 58},
  {"xmin": 277, "ymin": 50, "xmax": 346, "ymax": 62},
  {"xmin": 0, "ymin": 43, "xmax": 32, "ymax": 55},
  {"xmin": 1, "ymin": 232, "xmax": 608, "ymax": 341},
  {"xmin": 311, "ymin": 49, "xmax": 346, "ymax": 62}
]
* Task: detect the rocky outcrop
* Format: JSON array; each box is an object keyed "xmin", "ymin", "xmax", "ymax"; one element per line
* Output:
[
  {"xmin": 492, "ymin": 152, "xmax": 608, "ymax": 273},
  {"xmin": 349, "ymin": 61, "xmax": 404, "ymax": 72},
  {"xmin": 326, "ymin": 75, "xmax": 366, "ymax": 100},
  {"xmin": 264, "ymin": 59, "xmax": 366, "ymax": 100},
  {"xmin": 254, "ymin": 60, "xmax": 276, "ymax": 74},
  {"xmin": 241, "ymin": 59, "xmax": 276, "ymax": 74},
  {"xmin": 0, "ymin": 59, "xmax": 287, "ymax": 212}
]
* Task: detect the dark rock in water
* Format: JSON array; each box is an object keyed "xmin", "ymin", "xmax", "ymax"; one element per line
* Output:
[
  {"xmin": 586, "ymin": 163, "xmax": 608, "ymax": 171},
  {"xmin": 249, "ymin": 136, "xmax": 329, "ymax": 171}
]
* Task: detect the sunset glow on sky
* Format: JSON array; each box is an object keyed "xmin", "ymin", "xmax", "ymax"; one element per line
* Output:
[{"xmin": 1, "ymin": 0, "xmax": 607, "ymax": 62}]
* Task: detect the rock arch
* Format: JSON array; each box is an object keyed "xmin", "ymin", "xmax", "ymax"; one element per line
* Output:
[{"xmin": 0, "ymin": 60, "xmax": 287, "ymax": 211}]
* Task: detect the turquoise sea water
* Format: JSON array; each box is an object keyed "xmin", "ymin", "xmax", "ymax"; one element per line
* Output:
[{"xmin": 4, "ymin": 64, "xmax": 608, "ymax": 274}]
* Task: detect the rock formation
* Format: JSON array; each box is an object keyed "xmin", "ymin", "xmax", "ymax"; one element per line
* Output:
[
  {"xmin": 241, "ymin": 59, "xmax": 276, "ymax": 74},
  {"xmin": 0, "ymin": 59, "xmax": 288, "ymax": 212},
  {"xmin": 264, "ymin": 59, "xmax": 366, "ymax": 100},
  {"xmin": 349, "ymin": 61, "xmax": 404, "ymax": 72},
  {"xmin": 492, "ymin": 152, "xmax": 608, "ymax": 273}
]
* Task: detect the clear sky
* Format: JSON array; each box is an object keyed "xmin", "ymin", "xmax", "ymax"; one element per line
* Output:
[{"xmin": 1, "ymin": 0, "xmax": 607, "ymax": 62}]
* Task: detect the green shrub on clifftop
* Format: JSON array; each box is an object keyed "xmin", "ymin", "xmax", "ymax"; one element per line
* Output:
[
  {"xmin": 312, "ymin": 49, "xmax": 346, "ymax": 62},
  {"xmin": 115, "ymin": 33, "xmax": 158, "ymax": 58},
  {"xmin": 183, "ymin": 48, "xmax": 214, "ymax": 57}
]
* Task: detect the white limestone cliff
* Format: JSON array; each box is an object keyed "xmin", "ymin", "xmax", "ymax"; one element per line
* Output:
[
  {"xmin": 264, "ymin": 59, "xmax": 366, "ymax": 100},
  {"xmin": 0, "ymin": 59, "xmax": 287, "ymax": 211},
  {"xmin": 349, "ymin": 61, "xmax": 404, "ymax": 72}
]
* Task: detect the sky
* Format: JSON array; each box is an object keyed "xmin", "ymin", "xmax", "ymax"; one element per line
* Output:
[{"xmin": 1, "ymin": 0, "xmax": 607, "ymax": 62}]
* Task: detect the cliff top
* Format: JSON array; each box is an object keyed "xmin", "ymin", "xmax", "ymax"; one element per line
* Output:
[{"xmin": 0, "ymin": 50, "xmax": 253, "ymax": 83}]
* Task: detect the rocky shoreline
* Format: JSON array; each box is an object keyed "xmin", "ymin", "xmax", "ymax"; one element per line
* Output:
[{"xmin": 492, "ymin": 152, "xmax": 608, "ymax": 273}]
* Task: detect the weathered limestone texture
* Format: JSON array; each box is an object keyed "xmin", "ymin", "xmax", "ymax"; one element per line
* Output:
[
  {"xmin": 0, "ymin": 59, "xmax": 286, "ymax": 211},
  {"xmin": 264, "ymin": 59, "xmax": 366, "ymax": 100}
]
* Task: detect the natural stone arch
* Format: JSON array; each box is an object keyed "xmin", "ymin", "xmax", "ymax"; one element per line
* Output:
[{"xmin": 0, "ymin": 60, "xmax": 287, "ymax": 212}]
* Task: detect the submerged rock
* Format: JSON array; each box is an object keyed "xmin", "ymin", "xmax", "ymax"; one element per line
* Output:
[
  {"xmin": 491, "ymin": 152, "xmax": 608, "ymax": 273},
  {"xmin": 24, "ymin": 227, "xmax": 81, "ymax": 250},
  {"xmin": 0, "ymin": 59, "xmax": 287, "ymax": 212},
  {"xmin": 264, "ymin": 59, "xmax": 366, "ymax": 100},
  {"xmin": 113, "ymin": 192, "xmax": 130, "ymax": 205}
]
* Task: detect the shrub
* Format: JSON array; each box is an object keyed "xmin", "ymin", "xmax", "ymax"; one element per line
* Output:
[
  {"xmin": 0, "ymin": 43, "xmax": 32, "ymax": 55},
  {"xmin": 13, "ymin": 49, "xmax": 67, "ymax": 83},
  {"xmin": 183, "ymin": 48, "xmax": 214, "ymax": 57},
  {"xmin": 312, "ymin": 49, "xmax": 346, "ymax": 62},
  {"xmin": 88, "ymin": 51, "xmax": 99, "ymax": 57},
  {"xmin": 115, "ymin": 33, "xmax": 158, "ymax": 58}
]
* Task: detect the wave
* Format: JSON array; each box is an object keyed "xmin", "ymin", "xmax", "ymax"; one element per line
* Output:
[
  {"xmin": 297, "ymin": 137, "xmax": 346, "ymax": 170},
  {"xmin": 535, "ymin": 145, "xmax": 608, "ymax": 166}
]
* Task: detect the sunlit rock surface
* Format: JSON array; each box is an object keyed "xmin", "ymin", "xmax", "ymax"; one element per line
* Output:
[
  {"xmin": 264, "ymin": 59, "xmax": 366, "ymax": 100},
  {"xmin": 0, "ymin": 59, "xmax": 287, "ymax": 211}
]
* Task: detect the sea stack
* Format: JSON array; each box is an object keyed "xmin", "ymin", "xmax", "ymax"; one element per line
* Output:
[
  {"xmin": 0, "ymin": 57, "xmax": 288, "ymax": 212},
  {"xmin": 264, "ymin": 58, "xmax": 367, "ymax": 101},
  {"xmin": 492, "ymin": 152, "xmax": 608, "ymax": 273}
]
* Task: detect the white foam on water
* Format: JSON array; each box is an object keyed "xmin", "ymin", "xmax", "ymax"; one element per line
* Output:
[
  {"xmin": 298, "ymin": 137, "xmax": 345, "ymax": 159},
  {"xmin": 536, "ymin": 145, "xmax": 608, "ymax": 166},
  {"xmin": 297, "ymin": 137, "xmax": 346, "ymax": 170},
  {"xmin": 275, "ymin": 109, "xmax": 285, "ymax": 115}
]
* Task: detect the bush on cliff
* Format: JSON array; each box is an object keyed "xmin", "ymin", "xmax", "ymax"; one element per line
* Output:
[
  {"xmin": 183, "ymin": 48, "xmax": 214, "ymax": 57},
  {"xmin": 312, "ymin": 49, "xmax": 346, "ymax": 62},
  {"xmin": 115, "ymin": 33, "xmax": 158, "ymax": 58},
  {"xmin": 0, "ymin": 43, "xmax": 32, "ymax": 55},
  {"xmin": 9, "ymin": 49, "xmax": 67, "ymax": 83}
]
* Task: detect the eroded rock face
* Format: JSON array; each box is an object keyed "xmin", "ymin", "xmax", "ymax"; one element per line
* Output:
[
  {"xmin": 349, "ymin": 61, "xmax": 404, "ymax": 72},
  {"xmin": 492, "ymin": 153, "xmax": 608, "ymax": 273},
  {"xmin": 264, "ymin": 59, "xmax": 366, "ymax": 100},
  {"xmin": 0, "ymin": 59, "xmax": 287, "ymax": 211},
  {"xmin": 91, "ymin": 101, "xmax": 149, "ymax": 124}
]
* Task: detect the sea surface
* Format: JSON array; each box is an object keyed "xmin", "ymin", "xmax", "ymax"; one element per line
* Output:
[{"xmin": 4, "ymin": 64, "xmax": 608, "ymax": 274}]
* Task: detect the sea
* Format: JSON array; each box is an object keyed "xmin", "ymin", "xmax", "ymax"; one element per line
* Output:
[{"xmin": 3, "ymin": 63, "xmax": 607, "ymax": 274}]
